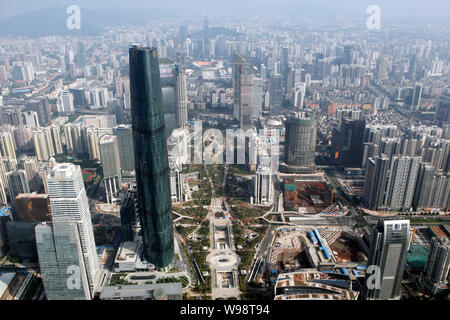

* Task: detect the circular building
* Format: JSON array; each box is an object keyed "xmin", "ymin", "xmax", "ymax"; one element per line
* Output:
[{"xmin": 284, "ymin": 115, "xmax": 317, "ymax": 168}]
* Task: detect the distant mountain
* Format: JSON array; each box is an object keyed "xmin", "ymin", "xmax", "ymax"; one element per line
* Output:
[{"xmin": 0, "ymin": 6, "xmax": 173, "ymax": 37}]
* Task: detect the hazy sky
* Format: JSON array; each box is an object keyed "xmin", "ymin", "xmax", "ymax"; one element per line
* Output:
[{"xmin": 0, "ymin": 0, "xmax": 449, "ymax": 23}]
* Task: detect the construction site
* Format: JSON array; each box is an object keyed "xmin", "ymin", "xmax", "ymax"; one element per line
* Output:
[
  {"xmin": 283, "ymin": 175, "xmax": 335, "ymax": 214},
  {"xmin": 268, "ymin": 226, "xmax": 369, "ymax": 279}
]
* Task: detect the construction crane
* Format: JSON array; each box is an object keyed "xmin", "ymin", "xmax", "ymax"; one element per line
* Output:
[{"xmin": 411, "ymin": 227, "xmax": 417, "ymax": 242}]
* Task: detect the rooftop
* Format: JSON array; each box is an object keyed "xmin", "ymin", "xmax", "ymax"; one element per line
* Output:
[{"xmin": 100, "ymin": 283, "xmax": 182, "ymax": 300}]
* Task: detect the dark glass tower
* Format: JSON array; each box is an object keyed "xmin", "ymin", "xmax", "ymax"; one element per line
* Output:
[
  {"xmin": 129, "ymin": 46, "xmax": 174, "ymax": 269},
  {"xmin": 285, "ymin": 114, "xmax": 317, "ymax": 168}
]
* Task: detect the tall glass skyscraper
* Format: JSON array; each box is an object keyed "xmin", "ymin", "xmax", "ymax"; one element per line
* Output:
[
  {"xmin": 36, "ymin": 163, "xmax": 99, "ymax": 300},
  {"xmin": 129, "ymin": 46, "xmax": 174, "ymax": 270},
  {"xmin": 363, "ymin": 219, "xmax": 410, "ymax": 300}
]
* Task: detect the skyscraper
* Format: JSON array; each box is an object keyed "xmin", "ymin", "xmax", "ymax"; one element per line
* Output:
[
  {"xmin": 233, "ymin": 53, "xmax": 254, "ymax": 128},
  {"xmin": 36, "ymin": 221, "xmax": 92, "ymax": 300},
  {"xmin": 129, "ymin": 46, "xmax": 174, "ymax": 270},
  {"xmin": 284, "ymin": 113, "xmax": 317, "ymax": 169},
  {"xmin": 363, "ymin": 156, "xmax": 390, "ymax": 210},
  {"xmin": 434, "ymin": 89, "xmax": 450, "ymax": 127},
  {"xmin": 45, "ymin": 163, "xmax": 99, "ymax": 292},
  {"xmin": 411, "ymin": 82, "xmax": 423, "ymax": 110},
  {"xmin": 332, "ymin": 118, "xmax": 366, "ymax": 168},
  {"xmin": 252, "ymin": 77, "xmax": 263, "ymax": 119},
  {"xmin": 384, "ymin": 156, "xmax": 421, "ymax": 211},
  {"xmin": 269, "ymin": 75, "xmax": 282, "ymax": 116},
  {"xmin": 113, "ymin": 125, "xmax": 135, "ymax": 172},
  {"xmin": 0, "ymin": 132, "xmax": 16, "ymax": 160},
  {"xmin": 175, "ymin": 65, "xmax": 188, "ymax": 129},
  {"xmin": 363, "ymin": 219, "xmax": 410, "ymax": 300},
  {"xmin": 159, "ymin": 59, "xmax": 188, "ymax": 137},
  {"xmin": 420, "ymin": 237, "xmax": 450, "ymax": 295},
  {"xmin": 99, "ymin": 135, "xmax": 122, "ymax": 204},
  {"xmin": 7, "ymin": 170, "xmax": 30, "ymax": 206},
  {"xmin": 57, "ymin": 91, "xmax": 75, "ymax": 114},
  {"xmin": 253, "ymin": 165, "xmax": 272, "ymax": 205}
]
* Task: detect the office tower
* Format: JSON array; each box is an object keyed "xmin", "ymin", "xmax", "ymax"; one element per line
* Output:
[
  {"xmin": 120, "ymin": 195, "xmax": 136, "ymax": 242},
  {"xmin": 284, "ymin": 114, "xmax": 317, "ymax": 168},
  {"xmin": 57, "ymin": 91, "xmax": 75, "ymax": 114},
  {"xmin": 375, "ymin": 58, "xmax": 389, "ymax": 80},
  {"xmin": 252, "ymin": 77, "xmax": 263, "ymax": 119},
  {"xmin": 0, "ymin": 132, "xmax": 16, "ymax": 160},
  {"xmin": 22, "ymin": 111, "xmax": 40, "ymax": 128},
  {"xmin": 178, "ymin": 25, "xmax": 188, "ymax": 46},
  {"xmin": 260, "ymin": 64, "xmax": 267, "ymax": 80},
  {"xmin": 129, "ymin": 46, "xmax": 174, "ymax": 270},
  {"xmin": 314, "ymin": 53, "xmax": 325, "ymax": 80},
  {"xmin": 363, "ymin": 156, "xmax": 390, "ymax": 210},
  {"xmin": 15, "ymin": 193, "xmax": 51, "ymax": 222},
  {"xmin": 408, "ymin": 55, "xmax": 417, "ymax": 82},
  {"xmin": 233, "ymin": 53, "xmax": 254, "ymax": 128},
  {"xmin": 434, "ymin": 90, "xmax": 450, "ymax": 127},
  {"xmin": 420, "ymin": 237, "xmax": 450, "ymax": 295},
  {"xmin": 332, "ymin": 118, "xmax": 366, "ymax": 168},
  {"xmin": 46, "ymin": 163, "xmax": 99, "ymax": 292},
  {"xmin": 27, "ymin": 97, "xmax": 51, "ymax": 125},
  {"xmin": 343, "ymin": 45, "xmax": 354, "ymax": 65},
  {"xmin": 269, "ymin": 75, "xmax": 282, "ymax": 116},
  {"xmin": 99, "ymin": 135, "xmax": 122, "ymax": 204},
  {"xmin": 113, "ymin": 125, "xmax": 135, "ymax": 172},
  {"xmin": 159, "ymin": 58, "xmax": 179, "ymax": 138},
  {"xmin": 36, "ymin": 222, "xmax": 92, "ymax": 300},
  {"xmin": 291, "ymin": 82, "xmax": 306, "ymax": 109},
  {"xmin": 411, "ymin": 83, "xmax": 423, "ymax": 110},
  {"xmin": 363, "ymin": 219, "xmax": 410, "ymax": 300},
  {"xmin": 169, "ymin": 163, "xmax": 184, "ymax": 204},
  {"xmin": 175, "ymin": 65, "xmax": 188, "ymax": 129},
  {"xmin": 159, "ymin": 60, "xmax": 188, "ymax": 135},
  {"xmin": 7, "ymin": 170, "xmax": 30, "ymax": 205},
  {"xmin": 384, "ymin": 156, "xmax": 421, "ymax": 211},
  {"xmin": 253, "ymin": 165, "xmax": 272, "ymax": 205}
]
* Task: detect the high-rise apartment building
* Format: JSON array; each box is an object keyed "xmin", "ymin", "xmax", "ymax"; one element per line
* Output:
[{"xmin": 419, "ymin": 237, "xmax": 450, "ymax": 295}]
